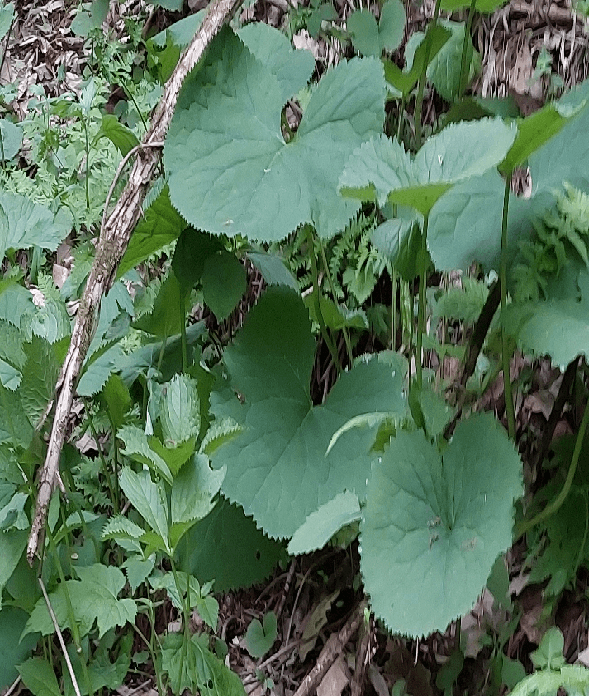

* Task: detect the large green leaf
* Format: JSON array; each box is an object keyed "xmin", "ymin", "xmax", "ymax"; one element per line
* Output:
[
  {"xmin": 211, "ymin": 287, "xmax": 407, "ymax": 538},
  {"xmin": 0, "ymin": 3, "xmax": 14, "ymax": 41},
  {"xmin": 201, "ymin": 251, "xmax": 247, "ymax": 321},
  {"xmin": 503, "ymin": 269, "xmax": 589, "ymax": 369},
  {"xmin": 245, "ymin": 611, "xmax": 277, "ymax": 658},
  {"xmin": 159, "ymin": 373, "xmax": 200, "ymax": 446},
  {"xmin": 0, "ymin": 193, "xmax": 71, "ymax": 264},
  {"xmin": 165, "ymin": 27, "xmax": 386, "ymax": 241},
  {"xmin": 0, "ymin": 382, "xmax": 33, "ymax": 448},
  {"xmin": 170, "ymin": 454, "xmax": 225, "ymax": 547},
  {"xmin": 96, "ymin": 113, "xmax": 139, "ymax": 156},
  {"xmin": 529, "ymin": 100, "xmax": 589, "ymax": 196},
  {"xmin": 246, "ymin": 251, "xmax": 298, "ymax": 290},
  {"xmin": 172, "ymin": 229, "xmax": 224, "ymax": 293},
  {"xmin": 510, "ymin": 665, "xmax": 589, "ymax": 696},
  {"xmin": 499, "ymin": 102, "xmax": 574, "ymax": 176},
  {"xmin": 24, "ymin": 564, "xmax": 137, "ymax": 639},
  {"xmin": 237, "ymin": 22, "xmax": 315, "ymax": 102},
  {"xmin": 0, "ymin": 530, "xmax": 26, "ymax": 607},
  {"xmin": 288, "ymin": 491, "xmax": 361, "ymax": 555},
  {"xmin": 20, "ymin": 336, "xmax": 59, "ymax": 426},
  {"xmin": 118, "ymin": 425, "xmax": 173, "ymax": 483},
  {"xmin": 340, "ymin": 119, "xmax": 516, "ymax": 216},
  {"xmin": 360, "ymin": 413, "xmax": 522, "ymax": 637},
  {"xmin": 133, "ymin": 272, "xmax": 189, "ymax": 338},
  {"xmin": 119, "ymin": 467, "xmax": 170, "ymax": 550},
  {"xmin": 118, "ymin": 186, "xmax": 186, "ymax": 279},
  {"xmin": 177, "ymin": 498, "xmax": 285, "ymax": 592},
  {"xmin": 0, "ymin": 608, "xmax": 38, "ymax": 689},
  {"xmin": 428, "ymin": 170, "xmax": 543, "ymax": 272},
  {"xmin": 18, "ymin": 658, "xmax": 62, "ymax": 696}
]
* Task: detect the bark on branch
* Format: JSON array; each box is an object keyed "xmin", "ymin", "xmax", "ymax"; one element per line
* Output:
[{"xmin": 27, "ymin": 0, "xmax": 244, "ymax": 564}]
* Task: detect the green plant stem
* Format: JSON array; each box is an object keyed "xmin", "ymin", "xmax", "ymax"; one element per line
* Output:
[
  {"xmin": 89, "ymin": 418, "xmax": 118, "ymax": 511},
  {"xmin": 305, "ymin": 226, "xmax": 341, "ymax": 372},
  {"xmin": 516, "ymin": 398, "xmax": 589, "ymax": 540},
  {"xmin": 458, "ymin": 0, "xmax": 477, "ymax": 98},
  {"xmin": 83, "ymin": 119, "xmax": 90, "ymax": 212},
  {"xmin": 170, "ymin": 559, "xmax": 191, "ymax": 694},
  {"xmin": 500, "ymin": 177, "xmax": 516, "ymax": 439},
  {"xmin": 392, "ymin": 266, "xmax": 397, "ymax": 350},
  {"xmin": 575, "ymin": 492, "xmax": 589, "ymax": 572},
  {"xmin": 317, "ymin": 236, "xmax": 353, "ymax": 365},
  {"xmin": 414, "ymin": 0, "xmax": 442, "ymax": 149},
  {"xmin": 157, "ymin": 334, "xmax": 168, "ymax": 373},
  {"xmin": 180, "ymin": 295, "xmax": 188, "ymax": 373},
  {"xmin": 131, "ymin": 621, "xmax": 164, "ymax": 696},
  {"xmin": 415, "ymin": 215, "xmax": 429, "ymax": 389},
  {"xmin": 125, "ymin": 86, "xmax": 149, "ymax": 133},
  {"xmin": 396, "ymin": 95, "xmax": 406, "ymax": 141}
]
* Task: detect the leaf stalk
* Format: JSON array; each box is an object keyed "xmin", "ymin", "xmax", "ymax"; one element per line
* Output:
[
  {"xmin": 516, "ymin": 395, "xmax": 589, "ymax": 539},
  {"xmin": 414, "ymin": 0, "xmax": 442, "ymax": 149},
  {"xmin": 500, "ymin": 177, "xmax": 516, "ymax": 439}
]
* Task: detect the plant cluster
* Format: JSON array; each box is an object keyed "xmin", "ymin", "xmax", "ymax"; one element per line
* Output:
[{"xmin": 1, "ymin": 0, "xmax": 589, "ymax": 693}]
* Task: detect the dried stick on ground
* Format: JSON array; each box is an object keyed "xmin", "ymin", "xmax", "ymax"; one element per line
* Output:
[
  {"xmin": 293, "ymin": 602, "xmax": 366, "ymax": 696},
  {"xmin": 26, "ymin": 0, "xmax": 244, "ymax": 564}
]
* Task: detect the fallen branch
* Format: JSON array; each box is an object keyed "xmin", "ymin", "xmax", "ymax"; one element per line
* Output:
[
  {"xmin": 27, "ymin": 0, "xmax": 244, "ymax": 564},
  {"xmin": 293, "ymin": 602, "xmax": 366, "ymax": 696}
]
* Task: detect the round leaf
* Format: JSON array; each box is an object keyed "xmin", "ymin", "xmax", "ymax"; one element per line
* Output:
[
  {"xmin": 166, "ymin": 27, "xmax": 386, "ymax": 241},
  {"xmin": 245, "ymin": 611, "xmax": 277, "ymax": 658},
  {"xmin": 360, "ymin": 413, "xmax": 522, "ymax": 637},
  {"xmin": 347, "ymin": 10, "xmax": 380, "ymax": 57},
  {"xmin": 378, "ymin": 0, "xmax": 406, "ymax": 53}
]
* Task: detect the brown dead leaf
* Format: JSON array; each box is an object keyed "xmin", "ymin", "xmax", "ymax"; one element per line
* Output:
[
  {"xmin": 519, "ymin": 585, "xmax": 549, "ymax": 644},
  {"xmin": 53, "ymin": 264, "xmax": 69, "ymax": 289},
  {"xmin": 524, "ymin": 391, "xmax": 555, "ymax": 420},
  {"xmin": 298, "ymin": 590, "xmax": 339, "ymax": 661}
]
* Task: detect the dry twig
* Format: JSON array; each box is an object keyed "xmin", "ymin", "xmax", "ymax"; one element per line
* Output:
[
  {"xmin": 39, "ymin": 577, "xmax": 82, "ymax": 696},
  {"xmin": 27, "ymin": 0, "xmax": 245, "ymax": 564},
  {"xmin": 293, "ymin": 602, "xmax": 366, "ymax": 696}
]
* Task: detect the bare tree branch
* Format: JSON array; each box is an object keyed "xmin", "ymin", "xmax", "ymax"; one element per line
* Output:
[
  {"xmin": 27, "ymin": 0, "xmax": 245, "ymax": 564},
  {"xmin": 293, "ymin": 602, "xmax": 366, "ymax": 696}
]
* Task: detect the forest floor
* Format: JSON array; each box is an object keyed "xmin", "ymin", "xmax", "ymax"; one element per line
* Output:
[{"xmin": 3, "ymin": 0, "xmax": 589, "ymax": 694}]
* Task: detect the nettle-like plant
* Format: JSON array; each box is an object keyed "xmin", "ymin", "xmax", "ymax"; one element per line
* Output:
[{"xmin": 2, "ymin": 0, "xmax": 589, "ymax": 693}]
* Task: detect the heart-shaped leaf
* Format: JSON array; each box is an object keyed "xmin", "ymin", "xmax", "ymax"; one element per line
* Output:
[
  {"xmin": 165, "ymin": 27, "xmax": 386, "ymax": 240},
  {"xmin": 211, "ymin": 287, "xmax": 407, "ymax": 539},
  {"xmin": 348, "ymin": 0, "xmax": 405, "ymax": 57},
  {"xmin": 245, "ymin": 611, "xmax": 277, "ymax": 658},
  {"xmin": 360, "ymin": 413, "xmax": 522, "ymax": 637}
]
